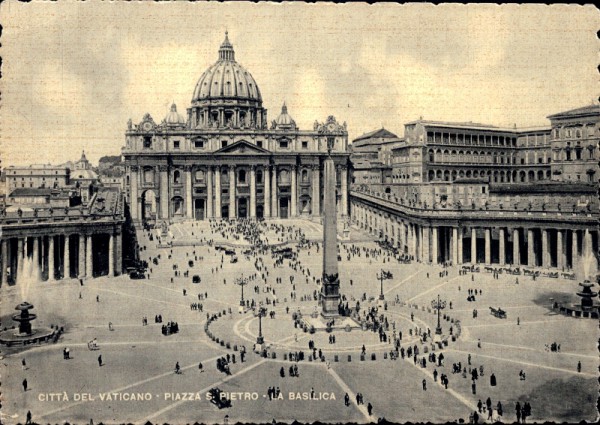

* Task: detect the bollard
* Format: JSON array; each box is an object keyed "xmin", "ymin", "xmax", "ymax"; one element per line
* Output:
[
  {"xmin": 371, "ymin": 353, "xmax": 376, "ymax": 361},
  {"xmin": 360, "ymin": 354, "xmax": 365, "ymax": 361},
  {"xmin": 226, "ymin": 343, "xmax": 231, "ymax": 349},
  {"xmin": 383, "ymin": 352, "xmax": 388, "ymax": 359},
  {"xmin": 220, "ymin": 341, "xmax": 225, "ymax": 347},
  {"xmin": 309, "ymin": 355, "xmax": 313, "ymax": 362},
  {"xmin": 348, "ymin": 355, "xmax": 352, "ymax": 362},
  {"xmin": 272, "ymin": 352, "xmax": 277, "ymax": 359},
  {"xmin": 334, "ymin": 355, "xmax": 339, "ymax": 362}
]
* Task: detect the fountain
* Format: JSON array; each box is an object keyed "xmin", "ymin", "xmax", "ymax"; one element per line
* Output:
[
  {"xmin": 0, "ymin": 301, "xmax": 59, "ymax": 347},
  {"xmin": 576, "ymin": 281, "xmax": 598, "ymax": 312},
  {"xmin": 13, "ymin": 302, "xmax": 37, "ymax": 336},
  {"xmin": 554, "ymin": 280, "xmax": 599, "ymax": 319}
]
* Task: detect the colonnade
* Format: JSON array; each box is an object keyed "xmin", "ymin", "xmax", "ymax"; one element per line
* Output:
[
  {"xmin": 351, "ymin": 202, "xmax": 597, "ymax": 270},
  {"xmin": 0, "ymin": 231, "xmax": 122, "ymax": 287}
]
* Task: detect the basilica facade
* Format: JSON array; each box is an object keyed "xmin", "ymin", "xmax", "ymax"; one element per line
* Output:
[{"xmin": 122, "ymin": 33, "xmax": 350, "ymax": 223}]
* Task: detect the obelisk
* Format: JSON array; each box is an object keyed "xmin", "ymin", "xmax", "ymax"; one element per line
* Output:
[{"xmin": 321, "ymin": 138, "xmax": 341, "ymax": 317}]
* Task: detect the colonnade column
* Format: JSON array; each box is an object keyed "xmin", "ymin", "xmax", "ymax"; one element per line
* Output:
[
  {"xmin": 499, "ymin": 228, "xmax": 505, "ymax": 266},
  {"xmin": 63, "ymin": 235, "xmax": 70, "ymax": 279},
  {"xmin": 48, "ymin": 235, "xmax": 55, "ymax": 281},
  {"xmin": 264, "ymin": 166, "xmax": 271, "ymax": 218},
  {"xmin": 32, "ymin": 237, "xmax": 40, "ymax": 280},
  {"xmin": 86, "ymin": 234, "xmax": 93, "ymax": 278},
  {"xmin": 291, "ymin": 165, "xmax": 297, "ymax": 217},
  {"xmin": 185, "ymin": 166, "xmax": 193, "ymax": 219},
  {"xmin": 340, "ymin": 166, "xmax": 348, "ymax": 216},
  {"xmin": 572, "ymin": 230, "xmax": 579, "ymax": 268},
  {"xmin": 115, "ymin": 232, "xmax": 122, "ymax": 275},
  {"xmin": 214, "ymin": 167, "xmax": 222, "ymax": 219},
  {"xmin": 471, "ymin": 228, "xmax": 477, "ymax": 264},
  {"xmin": 17, "ymin": 238, "xmax": 24, "ymax": 279},
  {"xmin": 557, "ymin": 230, "xmax": 564, "ymax": 270},
  {"xmin": 229, "ymin": 165, "xmax": 236, "ymax": 219},
  {"xmin": 513, "ymin": 229, "xmax": 520, "ymax": 266},
  {"xmin": 250, "ymin": 165, "xmax": 257, "ymax": 218},
  {"xmin": 271, "ymin": 166, "xmax": 278, "ymax": 218},
  {"xmin": 108, "ymin": 233, "xmax": 115, "ymax": 277},
  {"xmin": 0, "ymin": 239, "xmax": 7, "ymax": 286},
  {"xmin": 411, "ymin": 224, "xmax": 417, "ymax": 259},
  {"xmin": 422, "ymin": 226, "xmax": 430, "ymax": 264},
  {"xmin": 457, "ymin": 228, "xmax": 463, "ymax": 265},
  {"xmin": 484, "ymin": 228, "xmax": 491, "ymax": 265},
  {"xmin": 78, "ymin": 235, "xmax": 86, "ymax": 278},
  {"xmin": 130, "ymin": 166, "xmax": 139, "ymax": 220},
  {"xmin": 527, "ymin": 229, "xmax": 535, "ymax": 267},
  {"xmin": 206, "ymin": 166, "xmax": 214, "ymax": 219},
  {"xmin": 541, "ymin": 229, "xmax": 549, "ymax": 268},
  {"xmin": 312, "ymin": 165, "xmax": 320, "ymax": 217},
  {"xmin": 159, "ymin": 165, "xmax": 169, "ymax": 220},
  {"xmin": 431, "ymin": 227, "xmax": 439, "ymax": 264}
]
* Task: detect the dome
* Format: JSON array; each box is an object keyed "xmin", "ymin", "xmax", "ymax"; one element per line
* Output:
[
  {"xmin": 164, "ymin": 103, "xmax": 186, "ymax": 126},
  {"xmin": 191, "ymin": 32, "xmax": 262, "ymax": 103},
  {"xmin": 274, "ymin": 102, "xmax": 296, "ymax": 128}
]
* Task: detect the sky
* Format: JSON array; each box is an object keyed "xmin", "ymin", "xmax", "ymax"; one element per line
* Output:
[{"xmin": 0, "ymin": 2, "xmax": 598, "ymax": 166}]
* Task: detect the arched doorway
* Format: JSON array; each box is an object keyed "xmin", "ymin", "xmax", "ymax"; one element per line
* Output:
[
  {"xmin": 238, "ymin": 198, "xmax": 248, "ymax": 218},
  {"xmin": 141, "ymin": 190, "xmax": 157, "ymax": 222},
  {"xmin": 194, "ymin": 199, "xmax": 205, "ymax": 220},
  {"xmin": 256, "ymin": 205, "xmax": 264, "ymax": 219},
  {"xmin": 279, "ymin": 197, "xmax": 289, "ymax": 219}
]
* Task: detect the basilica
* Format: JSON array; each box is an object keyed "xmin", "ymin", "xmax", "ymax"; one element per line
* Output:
[{"xmin": 122, "ymin": 33, "xmax": 350, "ymax": 223}]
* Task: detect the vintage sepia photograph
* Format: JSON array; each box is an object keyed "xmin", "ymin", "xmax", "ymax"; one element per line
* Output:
[{"xmin": 0, "ymin": 2, "xmax": 598, "ymax": 424}]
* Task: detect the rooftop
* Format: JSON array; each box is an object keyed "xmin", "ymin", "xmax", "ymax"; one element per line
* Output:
[{"xmin": 547, "ymin": 104, "xmax": 600, "ymax": 120}]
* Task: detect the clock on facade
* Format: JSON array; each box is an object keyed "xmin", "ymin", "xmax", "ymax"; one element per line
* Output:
[{"xmin": 142, "ymin": 121, "xmax": 153, "ymax": 132}]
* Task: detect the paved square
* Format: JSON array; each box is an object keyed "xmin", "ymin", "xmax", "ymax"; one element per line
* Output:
[{"xmin": 1, "ymin": 219, "xmax": 596, "ymax": 424}]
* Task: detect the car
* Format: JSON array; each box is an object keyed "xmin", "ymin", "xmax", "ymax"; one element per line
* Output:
[
  {"xmin": 129, "ymin": 270, "xmax": 145, "ymax": 280},
  {"xmin": 208, "ymin": 388, "xmax": 231, "ymax": 409},
  {"xmin": 225, "ymin": 249, "xmax": 236, "ymax": 256},
  {"xmin": 192, "ymin": 275, "xmax": 201, "ymax": 284}
]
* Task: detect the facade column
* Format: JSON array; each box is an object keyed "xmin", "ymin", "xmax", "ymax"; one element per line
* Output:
[
  {"xmin": 527, "ymin": 229, "xmax": 535, "ymax": 267},
  {"xmin": 108, "ymin": 233, "xmax": 115, "ymax": 277},
  {"xmin": 571, "ymin": 230, "xmax": 579, "ymax": 269},
  {"xmin": 422, "ymin": 226, "xmax": 430, "ymax": 264},
  {"xmin": 291, "ymin": 165, "xmax": 297, "ymax": 217},
  {"xmin": 86, "ymin": 234, "xmax": 93, "ymax": 278},
  {"xmin": 499, "ymin": 228, "xmax": 505, "ymax": 266},
  {"xmin": 229, "ymin": 165, "xmax": 236, "ymax": 219},
  {"xmin": 250, "ymin": 165, "xmax": 257, "ymax": 218},
  {"xmin": 214, "ymin": 166, "xmax": 222, "ymax": 219},
  {"xmin": 341, "ymin": 166, "xmax": 348, "ymax": 216},
  {"xmin": 557, "ymin": 230, "xmax": 564, "ymax": 270},
  {"xmin": 471, "ymin": 228, "xmax": 477, "ymax": 264},
  {"xmin": 312, "ymin": 165, "xmax": 320, "ymax": 217},
  {"xmin": 206, "ymin": 166, "xmax": 214, "ymax": 219},
  {"xmin": 484, "ymin": 228, "xmax": 491, "ymax": 265},
  {"xmin": 0, "ymin": 239, "xmax": 7, "ymax": 286},
  {"xmin": 48, "ymin": 235, "xmax": 55, "ymax": 281},
  {"xmin": 185, "ymin": 166, "xmax": 193, "ymax": 219},
  {"xmin": 159, "ymin": 165, "xmax": 169, "ymax": 220},
  {"xmin": 264, "ymin": 165, "xmax": 271, "ymax": 218},
  {"xmin": 431, "ymin": 227, "xmax": 439, "ymax": 264},
  {"xmin": 411, "ymin": 224, "xmax": 417, "ymax": 259},
  {"xmin": 452, "ymin": 227, "xmax": 459, "ymax": 264},
  {"xmin": 457, "ymin": 228, "xmax": 463, "ymax": 265},
  {"xmin": 542, "ymin": 229, "xmax": 549, "ymax": 268},
  {"xmin": 513, "ymin": 229, "xmax": 520, "ymax": 266},
  {"xmin": 130, "ymin": 166, "xmax": 139, "ymax": 220},
  {"xmin": 63, "ymin": 235, "xmax": 70, "ymax": 279},
  {"xmin": 78, "ymin": 234, "xmax": 86, "ymax": 278},
  {"xmin": 271, "ymin": 165, "xmax": 278, "ymax": 218}
]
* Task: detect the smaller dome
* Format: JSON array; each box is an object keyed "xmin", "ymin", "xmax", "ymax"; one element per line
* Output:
[
  {"xmin": 275, "ymin": 102, "xmax": 296, "ymax": 128},
  {"xmin": 165, "ymin": 103, "xmax": 186, "ymax": 126}
]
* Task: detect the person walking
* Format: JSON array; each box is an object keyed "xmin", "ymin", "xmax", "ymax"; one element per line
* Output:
[
  {"xmin": 21, "ymin": 358, "xmax": 27, "ymax": 370},
  {"xmin": 344, "ymin": 393, "xmax": 350, "ymax": 406},
  {"xmin": 577, "ymin": 361, "xmax": 581, "ymax": 373},
  {"xmin": 422, "ymin": 379, "xmax": 427, "ymax": 391},
  {"xmin": 98, "ymin": 355, "xmax": 103, "ymax": 367},
  {"xmin": 25, "ymin": 410, "xmax": 32, "ymax": 425},
  {"xmin": 22, "ymin": 378, "xmax": 28, "ymax": 391},
  {"xmin": 515, "ymin": 402, "xmax": 522, "ymax": 423},
  {"xmin": 367, "ymin": 402, "xmax": 373, "ymax": 416}
]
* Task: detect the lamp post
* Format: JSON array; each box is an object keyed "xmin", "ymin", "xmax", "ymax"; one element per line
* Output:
[
  {"xmin": 376, "ymin": 269, "xmax": 392, "ymax": 301},
  {"xmin": 431, "ymin": 294, "xmax": 447, "ymax": 335},
  {"xmin": 235, "ymin": 276, "xmax": 249, "ymax": 307},
  {"xmin": 256, "ymin": 307, "xmax": 266, "ymax": 345}
]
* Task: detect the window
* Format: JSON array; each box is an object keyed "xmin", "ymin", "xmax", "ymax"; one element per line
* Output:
[
  {"xmin": 302, "ymin": 141, "xmax": 308, "ymax": 149},
  {"xmin": 256, "ymin": 170, "xmax": 263, "ymax": 184},
  {"xmin": 221, "ymin": 140, "xmax": 228, "ymax": 148},
  {"xmin": 195, "ymin": 170, "xmax": 205, "ymax": 182},
  {"xmin": 482, "ymin": 187, "xmax": 486, "ymax": 194},
  {"xmin": 256, "ymin": 140, "xmax": 263, "ymax": 148},
  {"xmin": 143, "ymin": 136, "xmax": 152, "ymax": 149},
  {"xmin": 279, "ymin": 140, "xmax": 289, "ymax": 149},
  {"xmin": 238, "ymin": 169, "xmax": 246, "ymax": 184},
  {"xmin": 173, "ymin": 170, "xmax": 181, "ymax": 184},
  {"xmin": 301, "ymin": 169, "xmax": 309, "ymax": 183},
  {"xmin": 194, "ymin": 140, "xmax": 204, "ymax": 149},
  {"xmin": 173, "ymin": 141, "xmax": 180, "ymax": 149}
]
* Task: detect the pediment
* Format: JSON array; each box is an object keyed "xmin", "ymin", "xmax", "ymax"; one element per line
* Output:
[{"xmin": 214, "ymin": 140, "xmax": 270, "ymax": 155}]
